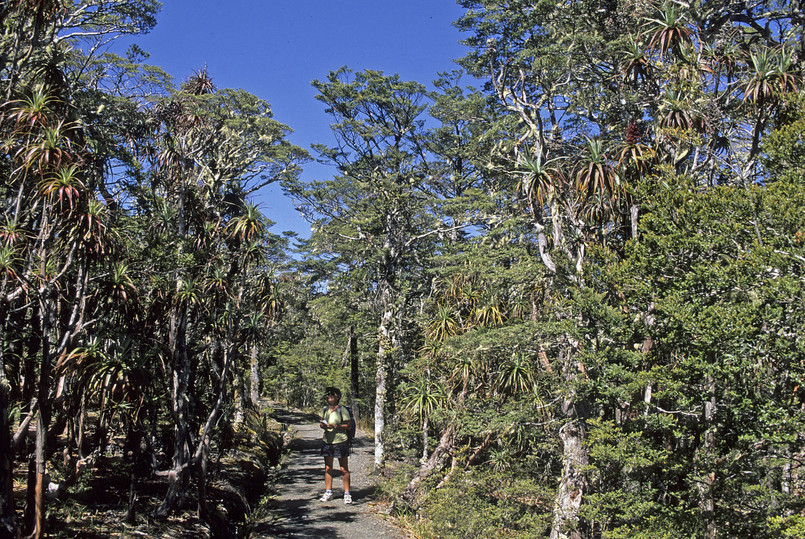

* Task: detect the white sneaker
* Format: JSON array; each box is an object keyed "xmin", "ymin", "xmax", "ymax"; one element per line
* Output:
[
  {"xmin": 320, "ymin": 491, "xmax": 333, "ymax": 502},
  {"xmin": 344, "ymin": 492, "xmax": 353, "ymax": 504}
]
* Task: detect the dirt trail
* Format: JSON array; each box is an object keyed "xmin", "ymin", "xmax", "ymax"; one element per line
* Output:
[{"xmin": 251, "ymin": 407, "xmax": 410, "ymax": 539}]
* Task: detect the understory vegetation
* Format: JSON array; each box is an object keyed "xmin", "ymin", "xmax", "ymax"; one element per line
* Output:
[{"xmin": 1, "ymin": 1, "xmax": 804, "ymax": 538}]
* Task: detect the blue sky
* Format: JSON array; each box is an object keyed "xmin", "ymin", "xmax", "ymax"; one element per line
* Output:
[{"xmin": 123, "ymin": 1, "xmax": 471, "ymax": 238}]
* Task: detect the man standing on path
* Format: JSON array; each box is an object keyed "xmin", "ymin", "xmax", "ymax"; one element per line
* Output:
[{"xmin": 319, "ymin": 387, "xmax": 352, "ymax": 504}]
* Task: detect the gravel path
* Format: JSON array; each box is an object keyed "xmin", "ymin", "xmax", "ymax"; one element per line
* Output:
[{"xmin": 252, "ymin": 407, "xmax": 410, "ymax": 539}]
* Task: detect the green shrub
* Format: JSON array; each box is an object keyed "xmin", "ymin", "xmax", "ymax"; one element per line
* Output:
[{"xmin": 416, "ymin": 469, "xmax": 552, "ymax": 539}]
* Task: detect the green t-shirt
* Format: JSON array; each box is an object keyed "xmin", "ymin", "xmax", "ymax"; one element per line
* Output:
[{"xmin": 321, "ymin": 405, "xmax": 350, "ymax": 445}]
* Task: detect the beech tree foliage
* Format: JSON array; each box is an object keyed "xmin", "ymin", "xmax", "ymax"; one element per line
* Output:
[{"xmin": 286, "ymin": 67, "xmax": 459, "ymax": 466}]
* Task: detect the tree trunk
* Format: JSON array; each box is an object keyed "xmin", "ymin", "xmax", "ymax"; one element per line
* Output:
[
  {"xmin": 347, "ymin": 326, "xmax": 359, "ymax": 424},
  {"xmin": 0, "ymin": 295, "xmax": 17, "ymax": 536},
  {"xmin": 95, "ymin": 390, "xmax": 110, "ymax": 456},
  {"xmin": 76, "ymin": 392, "xmax": 87, "ymax": 458},
  {"xmin": 249, "ymin": 343, "xmax": 260, "ymax": 409},
  {"xmin": 374, "ymin": 351, "xmax": 387, "ymax": 468},
  {"xmin": 696, "ymin": 374, "xmax": 717, "ymax": 539},
  {"xmin": 421, "ymin": 416, "xmax": 429, "ymax": 461},
  {"xmin": 29, "ymin": 398, "xmax": 48, "ymax": 538},
  {"xmin": 551, "ymin": 419, "xmax": 588, "ymax": 539},
  {"xmin": 465, "ymin": 432, "xmax": 494, "ymax": 469},
  {"xmin": 197, "ymin": 439, "xmax": 209, "ymax": 522},
  {"xmin": 154, "ymin": 305, "xmax": 191, "ymax": 518},
  {"xmin": 123, "ymin": 423, "xmax": 145, "ymax": 525},
  {"xmin": 547, "ymin": 327, "xmax": 591, "ymax": 538},
  {"xmin": 233, "ymin": 343, "xmax": 243, "ymax": 425},
  {"xmin": 398, "ymin": 424, "xmax": 455, "ymax": 509},
  {"xmin": 0, "ymin": 371, "xmax": 19, "ymax": 538},
  {"xmin": 374, "ymin": 282, "xmax": 394, "ymax": 468},
  {"xmin": 25, "ymin": 299, "xmax": 55, "ymax": 539}
]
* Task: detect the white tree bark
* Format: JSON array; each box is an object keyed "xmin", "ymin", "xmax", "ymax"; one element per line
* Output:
[
  {"xmin": 374, "ymin": 285, "xmax": 393, "ymax": 468},
  {"xmin": 249, "ymin": 343, "xmax": 260, "ymax": 407},
  {"xmin": 551, "ymin": 419, "xmax": 588, "ymax": 539}
]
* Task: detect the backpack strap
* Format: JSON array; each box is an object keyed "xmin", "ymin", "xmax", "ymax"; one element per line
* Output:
[{"xmin": 323, "ymin": 406, "xmax": 347, "ymax": 424}]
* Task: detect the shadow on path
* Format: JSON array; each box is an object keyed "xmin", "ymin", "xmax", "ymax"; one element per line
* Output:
[{"xmin": 253, "ymin": 407, "xmax": 405, "ymax": 539}]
